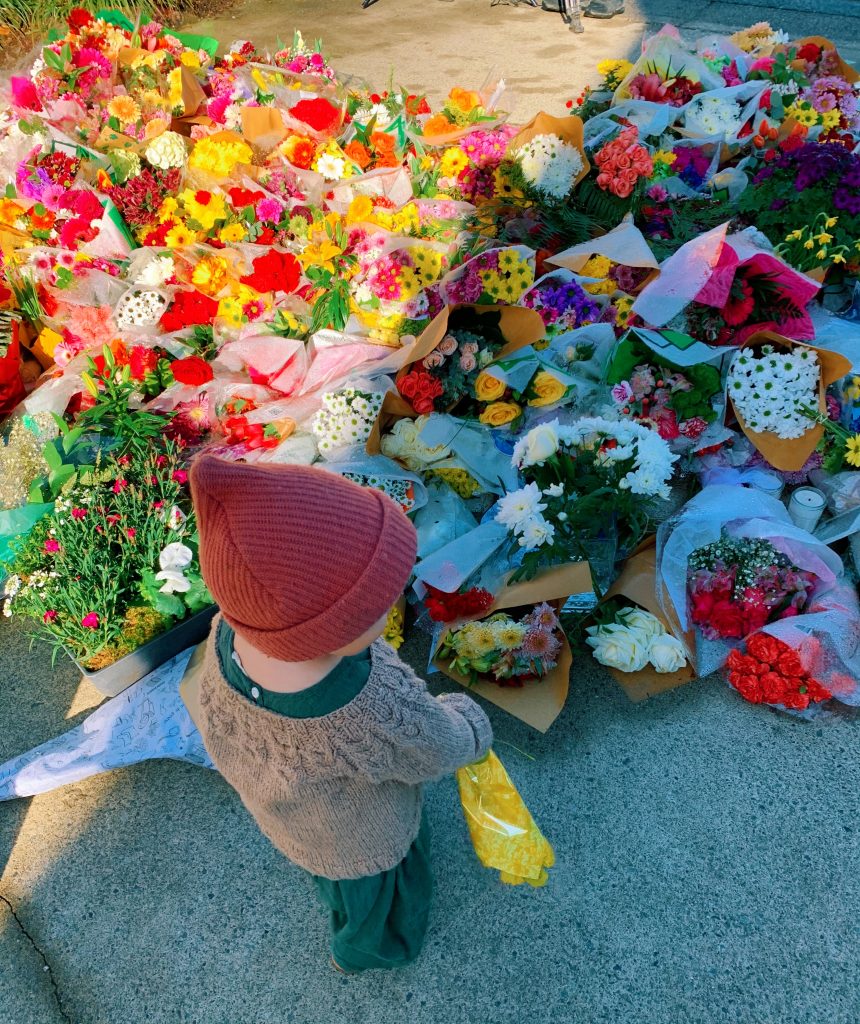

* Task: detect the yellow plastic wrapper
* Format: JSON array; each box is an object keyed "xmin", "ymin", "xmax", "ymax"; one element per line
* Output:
[{"xmin": 456, "ymin": 749, "xmax": 555, "ymax": 887}]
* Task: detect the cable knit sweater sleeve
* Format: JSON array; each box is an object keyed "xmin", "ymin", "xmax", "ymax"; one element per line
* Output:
[{"xmin": 365, "ymin": 643, "xmax": 493, "ymax": 784}]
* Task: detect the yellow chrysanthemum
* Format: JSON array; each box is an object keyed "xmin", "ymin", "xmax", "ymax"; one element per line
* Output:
[
  {"xmin": 820, "ymin": 109, "xmax": 841, "ymax": 131},
  {"xmin": 652, "ymin": 149, "xmax": 677, "ymax": 167},
  {"xmin": 785, "ymin": 102, "xmax": 819, "ymax": 128},
  {"xmin": 492, "ymin": 619, "xmax": 527, "ymax": 650},
  {"xmin": 346, "ymin": 195, "xmax": 375, "ymax": 225},
  {"xmin": 398, "ymin": 267, "xmax": 422, "ymax": 300},
  {"xmin": 189, "ymin": 136, "xmax": 253, "ymax": 177},
  {"xmin": 596, "ymin": 58, "xmax": 633, "ymax": 83},
  {"xmin": 158, "ymin": 197, "xmax": 179, "ymax": 224},
  {"xmin": 180, "ymin": 51, "xmax": 201, "ymax": 68},
  {"xmin": 439, "ymin": 147, "xmax": 470, "ymax": 178}
]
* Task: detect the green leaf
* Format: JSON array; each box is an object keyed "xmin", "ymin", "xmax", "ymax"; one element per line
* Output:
[
  {"xmin": 43, "ymin": 441, "xmax": 63, "ymax": 473},
  {"xmin": 48, "ymin": 465, "xmax": 75, "ymax": 494}
]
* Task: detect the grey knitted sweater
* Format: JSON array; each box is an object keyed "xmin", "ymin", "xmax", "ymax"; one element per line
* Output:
[{"xmin": 196, "ymin": 617, "xmax": 493, "ymax": 880}]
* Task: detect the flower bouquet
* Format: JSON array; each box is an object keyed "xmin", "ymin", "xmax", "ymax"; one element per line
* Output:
[
  {"xmin": 657, "ymin": 485, "xmax": 844, "ymax": 676},
  {"xmin": 429, "ymin": 563, "xmax": 583, "ymax": 730},
  {"xmin": 726, "ymin": 631, "xmax": 832, "ymax": 712},
  {"xmin": 393, "ymin": 304, "xmax": 544, "ymax": 422},
  {"xmin": 633, "ymin": 225, "xmax": 821, "ymax": 347},
  {"xmin": 497, "ymin": 416, "xmax": 677, "ymax": 581},
  {"xmin": 726, "ymin": 331, "xmax": 850, "ymax": 471},
  {"xmin": 606, "ymin": 331, "xmax": 723, "ymax": 445},
  {"xmin": 505, "ymin": 112, "xmax": 590, "ymax": 202}
]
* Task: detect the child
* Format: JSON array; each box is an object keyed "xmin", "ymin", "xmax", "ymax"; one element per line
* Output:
[{"xmin": 189, "ymin": 456, "xmax": 493, "ymax": 973}]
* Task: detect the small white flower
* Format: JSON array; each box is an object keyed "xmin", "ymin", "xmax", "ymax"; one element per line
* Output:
[
  {"xmin": 544, "ymin": 483, "xmax": 564, "ymax": 497},
  {"xmin": 496, "ymin": 483, "xmax": 547, "ymax": 533},
  {"xmin": 316, "ymin": 153, "xmax": 346, "ymax": 180},
  {"xmin": 155, "ymin": 569, "xmax": 191, "ymax": 594}
]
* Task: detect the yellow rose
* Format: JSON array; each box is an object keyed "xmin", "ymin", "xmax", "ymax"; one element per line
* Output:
[
  {"xmin": 479, "ymin": 402, "xmax": 521, "ymax": 427},
  {"xmin": 527, "ymin": 371, "xmax": 567, "ymax": 407},
  {"xmin": 474, "ymin": 371, "xmax": 506, "ymax": 402}
]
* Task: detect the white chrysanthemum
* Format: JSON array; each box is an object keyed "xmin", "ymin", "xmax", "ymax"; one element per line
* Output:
[
  {"xmin": 136, "ymin": 254, "xmax": 175, "ymax": 288},
  {"xmin": 495, "ymin": 482, "xmax": 547, "ymax": 533},
  {"xmin": 684, "ymin": 96, "xmax": 744, "ymax": 137},
  {"xmin": 517, "ymin": 514, "xmax": 555, "ymax": 550},
  {"xmin": 516, "ymin": 133, "xmax": 584, "ymax": 200},
  {"xmin": 316, "ymin": 152, "xmax": 347, "ymax": 180},
  {"xmin": 727, "ymin": 345, "xmax": 819, "ymax": 440}
]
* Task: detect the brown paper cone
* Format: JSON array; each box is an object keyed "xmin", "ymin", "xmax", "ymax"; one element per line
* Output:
[
  {"xmin": 728, "ymin": 331, "xmax": 852, "ymax": 472},
  {"xmin": 783, "ymin": 37, "xmax": 860, "ymax": 84},
  {"xmin": 508, "ymin": 112, "xmax": 591, "ymax": 188},
  {"xmin": 241, "ymin": 106, "xmax": 288, "ymax": 152},
  {"xmin": 180, "ymin": 66, "xmax": 206, "ymax": 118},
  {"xmin": 365, "ymin": 391, "xmax": 417, "ymax": 456},
  {"xmin": 602, "ymin": 540, "xmax": 696, "ymax": 702}
]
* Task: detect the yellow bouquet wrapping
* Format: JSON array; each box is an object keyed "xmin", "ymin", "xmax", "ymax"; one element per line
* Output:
[{"xmin": 456, "ymin": 750, "xmax": 554, "ymax": 887}]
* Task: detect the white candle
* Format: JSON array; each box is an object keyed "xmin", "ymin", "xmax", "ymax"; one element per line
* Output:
[
  {"xmin": 751, "ymin": 473, "xmax": 784, "ymax": 500},
  {"xmin": 788, "ymin": 487, "xmax": 826, "ymax": 532}
]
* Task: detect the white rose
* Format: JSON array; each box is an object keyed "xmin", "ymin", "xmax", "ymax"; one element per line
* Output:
[
  {"xmin": 618, "ymin": 608, "xmax": 665, "ymax": 640},
  {"xmin": 586, "ymin": 624, "xmax": 650, "ymax": 673},
  {"xmin": 648, "ymin": 635, "xmax": 687, "ymax": 673},
  {"xmin": 513, "ymin": 420, "xmax": 560, "ymax": 468}
]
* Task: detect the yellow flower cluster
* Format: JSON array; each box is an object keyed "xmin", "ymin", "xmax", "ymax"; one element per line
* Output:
[
  {"xmin": 452, "ymin": 613, "xmax": 527, "ymax": 660},
  {"xmin": 580, "ymin": 254, "xmax": 616, "ymax": 295},
  {"xmin": 188, "ymin": 136, "xmax": 254, "ymax": 177},
  {"xmin": 431, "ymin": 467, "xmax": 482, "ymax": 498},
  {"xmin": 383, "ymin": 604, "xmax": 405, "ymax": 649},
  {"xmin": 480, "ymin": 250, "xmax": 534, "ymax": 303},
  {"xmin": 596, "ymin": 59, "xmax": 634, "ymax": 86},
  {"xmin": 614, "ymin": 295, "xmax": 634, "ymax": 328}
]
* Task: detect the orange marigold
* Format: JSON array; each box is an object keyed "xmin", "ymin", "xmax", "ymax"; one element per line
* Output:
[
  {"xmin": 283, "ymin": 135, "xmax": 315, "ymax": 170},
  {"xmin": 448, "ymin": 87, "xmax": 481, "ymax": 114}
]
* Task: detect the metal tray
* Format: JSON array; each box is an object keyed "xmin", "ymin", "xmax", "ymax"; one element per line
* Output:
[{"xmin": 77, "ymin": 605, "xmax": 217, "ymax": 698}]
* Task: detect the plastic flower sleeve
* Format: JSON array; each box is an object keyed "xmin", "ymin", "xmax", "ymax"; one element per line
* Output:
[
  {"xmin": 657, "ymin": 485, "xmax": 844, "ymax": 676},
  {"xmin": 612, "ymin": 33, "xmax": 726, "ymax": 105},
  {"xmin": 547, "ymin": 215, "xmax": 659, "ymax": 274},
  {"xmin": 417, "ymin": 415, "xmax": 521, "ymax": 495},
  {"xmin": 412, "ymin": 481, "xmax": 478, "ymax": 560},
  {"xmin": 412, "ymin": 521, "xmax": 511, "ymax": 599},
  {"xmin": 456, "ymin": 750, "xmax": 554, "ymax": 886}
]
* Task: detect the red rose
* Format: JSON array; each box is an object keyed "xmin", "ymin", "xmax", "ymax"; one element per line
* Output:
[
  {"xmin": 397, "ymin": 369, "xmax": 443, "ymax": 415},
  {"xmin": 129, "ymin": 345, "xmax": 159, "ymax": 380},
  {"xmin": 170, "ymin": 356, "xmax": 214, "ymax": 386},
  {"xmin": 290, "ymin": 98, "xmax": 342, "ymax": 134}
]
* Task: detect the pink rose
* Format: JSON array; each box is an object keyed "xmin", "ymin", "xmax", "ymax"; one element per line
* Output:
[
  {"xmin": 614, "ymin": 153, "xmax": 631, "ymax": 170},
  {"xmin": 438, "ymin": 335, "xmax": 458, "ymax": 357},
  {"xmin": 620, "ymin": 168, "xmax": 639, "ymax": 186},
  {"xmin": 596, "ymin": 172, "xmax": 613, "ymax": 190},
  {"xmin": 423, "ymin": 351, "xmax": 445, "ymax": 369},
  {"xmin": 613, "ymin": 179, "xmax": 634, "ymax": 198},
  {"xmin": 459, "ymin": 352, "xmax": 477, "ymax": 372}
]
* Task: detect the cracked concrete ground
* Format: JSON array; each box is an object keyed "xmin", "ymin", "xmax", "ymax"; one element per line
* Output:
[{"xmin": 2, "ymin": 1, "xmax": 860, "ymax": 1022}]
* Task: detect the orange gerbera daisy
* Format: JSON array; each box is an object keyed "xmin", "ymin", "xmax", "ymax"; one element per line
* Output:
[{"xmin": 107, "ymin": 95, "xmax": 141, "ymax": 125}]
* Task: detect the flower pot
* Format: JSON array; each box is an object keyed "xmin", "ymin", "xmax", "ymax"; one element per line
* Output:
[{"xmin": 76, "ymin": 605, "xmax": 217, "ymax": 698}]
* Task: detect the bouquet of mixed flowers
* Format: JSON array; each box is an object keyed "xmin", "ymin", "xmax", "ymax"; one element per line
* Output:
[
  {"xmin": 687, "ymin": 533, "xmax": 817, "ymax": 641},
  {"xmin": 437, "ymin": 602, "xmax": 564, "ymax": 687},
  {"xmin": 3, "ymin": 437, "xmax": 211, "ymax": 671}
]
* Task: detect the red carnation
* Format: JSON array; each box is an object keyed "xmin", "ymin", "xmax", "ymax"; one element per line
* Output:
[
  {"xmin": 240, "ymin": 249, "xmax": 301, "ymax": 294},
  {"xmin": 67, "ymin": 7, "xmax": 94, "ymax": 30},
  {"xmin": 129, "ymin": 345, "xmax": 159, "ymax": 380},
  {"xmin": 796, "ymin": 43, "xmax": 822, "ymax": 63},
  {"xmin": 159, "ymin": 290, "xmax": 220, "ymax": 332},
  {"xmin": 170, "ymin": 356, "xmax": 214, "ymax": 386},
  {"xmin": 59, "ymin": 217, "xmax": 99, "ymax": 249},
  {"xmin": 747, "ymin": 632, "xmax": 781, "ymax": 666},
  {"xmin": 290, "ymin": 97, "xmax": 342, "ymax": 134}
]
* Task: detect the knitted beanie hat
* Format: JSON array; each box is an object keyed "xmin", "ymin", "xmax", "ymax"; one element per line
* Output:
[{"xmin": 190, "ymin": 456, "xmax": 417, "ymax": 661}]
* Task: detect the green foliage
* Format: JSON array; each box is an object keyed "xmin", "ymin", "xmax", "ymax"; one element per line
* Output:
[{"xmin": 76, "ymin": 345, "xmax": 172, "ymax": 444}]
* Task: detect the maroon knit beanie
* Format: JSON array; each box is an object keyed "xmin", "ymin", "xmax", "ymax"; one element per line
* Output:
[{"xmin": 190, "ymin": 456, "xmax": 417, "ymax": 661}]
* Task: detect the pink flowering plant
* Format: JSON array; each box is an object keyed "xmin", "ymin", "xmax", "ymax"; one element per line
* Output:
[{"xmin": 2, "ymin": 439, "xmax": 211, "ymax": 670}]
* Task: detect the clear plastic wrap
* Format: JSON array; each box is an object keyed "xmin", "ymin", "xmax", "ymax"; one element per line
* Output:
[
  {"xmin": 412, "ymin": 480, "xmax": 478, "ymax": 560},
  {"xmin": 319, "ymin": 452, "xmax": 429, "ymax": 514}
]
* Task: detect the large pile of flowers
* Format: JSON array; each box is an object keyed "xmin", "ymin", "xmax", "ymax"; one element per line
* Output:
[{"xmin": 1, "ymin": 10, "xmax": 860, "ymax": 718}]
